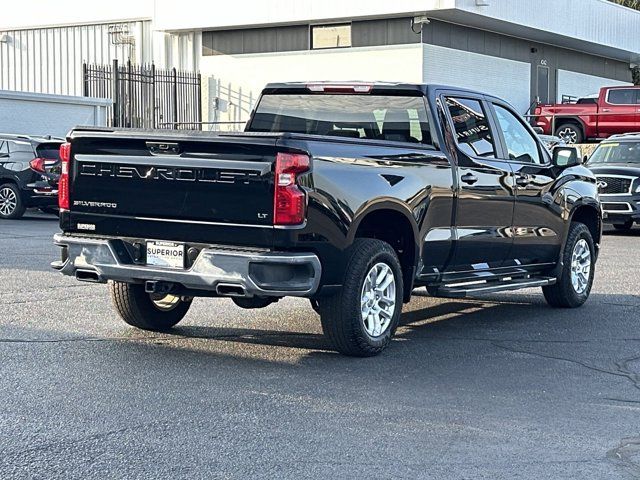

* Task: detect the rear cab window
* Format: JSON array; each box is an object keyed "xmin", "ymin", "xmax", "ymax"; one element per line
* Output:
[{"xmin": 248, "ymin": 92, "xmax": 436, "ymax": 147}]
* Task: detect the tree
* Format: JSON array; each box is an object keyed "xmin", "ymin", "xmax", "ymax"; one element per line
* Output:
[{"xmin": 609, "ymin": 0, "xmax": 640, "ymax": 10}]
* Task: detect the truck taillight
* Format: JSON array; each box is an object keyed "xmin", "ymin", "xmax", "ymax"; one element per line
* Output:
[
  {"xmin": 534, "ymin": 106, "xmax": 542, "ymax": 115},
  {"xmin": 274, "ymin": 152, "xmax": 310, "ymax": 225},
  {"xmin": 58, "ymin": 142, "xmax": 71, "ymax": 210}
]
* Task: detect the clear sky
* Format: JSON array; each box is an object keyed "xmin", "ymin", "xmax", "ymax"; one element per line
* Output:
[{"xmin": 0, "ymin": 0, "xmax": 154, "ymax": 30}]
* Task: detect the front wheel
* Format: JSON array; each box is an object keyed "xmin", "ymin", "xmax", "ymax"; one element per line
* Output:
[
  {"xmin": 318, "ymin": 239, "xmax": 403, "ymax": 357},
  {"xmin": 109, "ymin": 281, "xmax": 192, "ymax": 330},
  {"xmin": 543, "ymin": 222, "xmax": 595, "ymax": 308}
]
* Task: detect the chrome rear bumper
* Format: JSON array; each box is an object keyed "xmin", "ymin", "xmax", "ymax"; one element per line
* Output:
[{"xmin": 52, "ymin": 233, "xmax": 321, "ymax": 298}]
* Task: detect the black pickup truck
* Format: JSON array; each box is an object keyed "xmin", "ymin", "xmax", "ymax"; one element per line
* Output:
[{"xmin": 52, "ymin": 82, "xmax": 601, "ymax": 357}]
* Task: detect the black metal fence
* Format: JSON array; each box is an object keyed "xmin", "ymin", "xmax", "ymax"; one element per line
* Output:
[{"xmin": 83, "ymin": 60, "xmax": 202, "ymax": 129}]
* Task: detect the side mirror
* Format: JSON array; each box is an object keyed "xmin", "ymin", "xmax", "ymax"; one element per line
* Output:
[
  {"xmin": 552, "ymin": 146, "xmax": 580, "ymax": 168},
  {"xmin": 532, "ymin": 126, "xmax": 544, "ymax": 134}
]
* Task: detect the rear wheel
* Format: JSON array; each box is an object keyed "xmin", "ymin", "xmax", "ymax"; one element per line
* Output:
[
  {"xmin": 0, "ymin": 183, "xmax": 25, "ymax": 219},
  {"xmin": 613, "ymin": 221, "xmax": 634, "ymax": 232},
  {"xmin": 543, "ymin": 222, "xmax": 595, "ymax": 308},
  {"xmin": 318, "ymin": 239, "xmax": 403, "ymax": 357},
  {"xmin": 554, "ymin": 123, "xmax": 584, "ymax": 144},
  {"xmin": 109, "ymin": 281, "xmax": 191, "ymax": 330}
]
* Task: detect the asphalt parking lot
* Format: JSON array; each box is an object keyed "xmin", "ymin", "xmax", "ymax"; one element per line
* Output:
[{"xmin": 1, "ymin": 213, "xmax": 639, "ymax": 480}]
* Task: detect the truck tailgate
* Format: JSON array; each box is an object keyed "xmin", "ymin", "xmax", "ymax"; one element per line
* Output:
[{"xmin": 66, "ymin": 130, "xmax": 281, "ymax": 245}]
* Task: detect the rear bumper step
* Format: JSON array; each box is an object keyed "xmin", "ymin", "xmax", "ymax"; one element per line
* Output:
[{"xmin": 52, "ymin": 233, "xmax": 321, "ymax": 298}]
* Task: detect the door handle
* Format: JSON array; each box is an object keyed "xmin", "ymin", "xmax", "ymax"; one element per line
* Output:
[
  {"xmin": 515, "ymin": 174, "xmax": 532, "ymax": 187},
  {"xmin": 460, "ymin": 173, "xmax": 478, "ymax": 185},
  {"xmin": 601, "ymin": 108, "xmax": 612, "ymax": 113}
]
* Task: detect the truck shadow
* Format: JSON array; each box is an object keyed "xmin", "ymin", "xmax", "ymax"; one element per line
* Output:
[
  {"xmin": 166, "ymin": 299, "xmax": 480, "ymax": 352},
  {"xmin": 162, "ymin": 292, "xmax": 638, "ymax": 357}
]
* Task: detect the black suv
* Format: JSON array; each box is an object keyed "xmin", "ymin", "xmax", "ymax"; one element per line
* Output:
[
  {"xmin": 587, "ymin": 133, "xmax": 640, "ymax": 231},
  {"xmin": 0, "ymin": 134, "xmax": 64, "ymax": 219}
]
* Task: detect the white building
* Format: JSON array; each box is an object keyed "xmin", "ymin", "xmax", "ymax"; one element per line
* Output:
[{"xmin": 2, "ymin": 0, "xmax": 639, "ymax": 127}]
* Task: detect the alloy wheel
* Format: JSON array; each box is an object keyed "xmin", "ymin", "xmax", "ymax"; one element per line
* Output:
[
  {"xmin": 150, "ymin": 293, "xmax": 182, "ymax": 311},
  {"xmin": 0, "ymin": 187, "xmax": 17, "ymax": 217},
  {"xmin": 360, "ymin": 262, "xmax": 396, "ymax": 337},
  {"xmin": 570, "ymin": 239, "xmax": 591, "ymax": 294},
  {"xmin": 558, "ymin": 127, "xmax": 578, "ymax": 145}
]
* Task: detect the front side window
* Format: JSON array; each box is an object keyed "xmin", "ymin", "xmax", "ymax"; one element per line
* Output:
[
  {"xmin": 607, "ymin": 89, "xmax": 638, "ymax": 105},
  {"xmin": 445, "ymin": 97, "xmax": 495, "ymax": 158},
  {"xmin": 311, "ymin": 24, "xmax": 351, "ymax": 49},
  {"xmin": 250, "ymin": 94, "xmax": 434, "ymax": 146},
  {"xmin": 493, "ymin": 104, "xmax": 542, "ymax": 164}
]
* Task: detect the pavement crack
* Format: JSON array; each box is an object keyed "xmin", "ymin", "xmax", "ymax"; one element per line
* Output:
[{"xmin": 492, "ymin": 342, "xmax": 632, "ymax": 382}]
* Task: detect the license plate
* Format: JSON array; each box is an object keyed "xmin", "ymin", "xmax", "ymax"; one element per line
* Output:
[{"xmin": 146, "ymin": 241, "xmax": 185, "ymax": 269}]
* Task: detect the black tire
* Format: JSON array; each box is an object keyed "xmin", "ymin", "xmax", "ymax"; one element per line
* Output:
[
  {"xmin": 554, "ymin": 123, "xmax": 584, "ymax": 144},
  {"xmin": 0, "ymin": 183, "xmax": 26, "ymax": 219},
  {"xmin": 109, "ymin": 281, "xmax": 191, "ymax": 330},
  {"xmin": 543, "ymin": 222, "xmax": 595, "ymax": 308},
  {"xmin": 318, "ymin": 239, "xmax": 404, "ymax": 357},
  {"xmin": 613, "ymin": 221, "xmax": 634, "ymax": 232}
]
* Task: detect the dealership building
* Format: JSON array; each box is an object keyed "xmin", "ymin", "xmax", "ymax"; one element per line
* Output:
[{"xmin": 1, "ymin": 0, "xmax": 639, "ymax": 127}]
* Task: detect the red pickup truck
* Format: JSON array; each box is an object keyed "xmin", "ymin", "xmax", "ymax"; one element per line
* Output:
[{"xmin": 533, "ymin": 86, "xmax": 640, "ymax": 144}]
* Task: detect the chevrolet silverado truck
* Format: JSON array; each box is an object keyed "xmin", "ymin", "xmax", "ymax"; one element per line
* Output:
[
  {"xmin": 533, "ymin": 85, "xmax": 640, "ymax": 144},
  {"xmin": 52, "ymin": 82, "xmax": 602, "ymax": 357}
]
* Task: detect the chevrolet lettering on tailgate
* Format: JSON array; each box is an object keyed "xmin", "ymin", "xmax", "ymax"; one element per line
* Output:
[{"xmin": 79, "ymin": 163, "xmax": 261, "ymax": 185}]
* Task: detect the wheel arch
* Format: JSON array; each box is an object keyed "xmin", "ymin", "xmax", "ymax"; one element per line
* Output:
[
  {"xmin": 569, "ymin": 202, "xmax": 602, "ymax": 254},
  {"xmin": 555, "ymin": 117, "xmax": 586, "ymax": 138},
  {"xmin": 348, "ymin": 201, "xmax": 419, "ymax": 302}
]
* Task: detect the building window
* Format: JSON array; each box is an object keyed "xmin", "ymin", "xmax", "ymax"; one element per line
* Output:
[{"xmin": 311, "ymin": 24, "xmax": 351, "ymax": 50}]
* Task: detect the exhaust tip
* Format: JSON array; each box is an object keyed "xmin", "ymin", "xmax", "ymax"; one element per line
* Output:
[
  {"xmin": 215, "ymin": 283, "xmax": 246, "ymax": 297},
  {"xmin": 75, "ymin": 269, "xmax": 101, "ymax": 283}
]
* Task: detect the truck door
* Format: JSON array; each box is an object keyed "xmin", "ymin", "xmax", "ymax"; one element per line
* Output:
[
  {"xmin": 442, "ymin": 95, "xmax": 515, "ymax": 271},
  {"xmin": 597, "ymin": 88, "xmax": 639, "ymax": 137},
  {"xmin": 489, "ymin": 101, "xmax": 563, "ymax": 266}
]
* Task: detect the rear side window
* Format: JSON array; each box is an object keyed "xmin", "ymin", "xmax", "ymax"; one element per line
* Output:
[
  {"xmin": 36, "ymin": 143, "xmax": 62, "ymax": 160},
  {"xmin": 249, "ymin": 94, "xmax": 435, "ymax": 146},
  {"xmin": 0, "ymin": 141, "xmax": 7, "ymax": 156},
  {"xmin": 8, "ymin": 140, "xmax": 33, "ymax": 154},
  {"xmin": 607, "ymin": 89, "xmax": 638, "ymax": 105},
  {"xmin": 445, "ymin": 97, "xmax": 495, "ymax": 158}
]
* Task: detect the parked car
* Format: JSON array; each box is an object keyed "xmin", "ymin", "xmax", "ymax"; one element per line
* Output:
[
  {"xmin": 533, "ymin": 86, "xmax": 640, "ymax": 144},
  {"xmin": 52, "ymin": 82, "xmax": 601, "ymax": 357},
  {"xmin": 587, "ymin": 132, "xmax": 640, "ymax": 231},
  {"xmin": 0, "ymin": 134, "xmax": 64, "ymax": 219}
]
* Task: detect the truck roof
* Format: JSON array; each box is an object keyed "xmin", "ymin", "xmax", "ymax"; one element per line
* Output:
[{"xmin": 262, "ymin": 81, "xmax": 490, "ymax": 97}]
